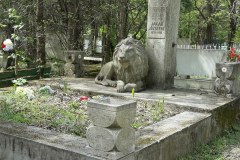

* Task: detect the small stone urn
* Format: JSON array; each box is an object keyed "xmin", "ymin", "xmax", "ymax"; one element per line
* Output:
[
  {"xmin": 214, "ymin": 62, "xmax": 240, "ymax": 96},
  {"xmin": 64, "ymin": 50, "xmax": 84, "ymax": 77},
  {"xmin": 86, "ymin": 97, "xmax": 136, "ymax": 154}
]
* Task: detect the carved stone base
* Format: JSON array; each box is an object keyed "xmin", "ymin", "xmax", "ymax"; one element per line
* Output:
[
  {"xmin": 214, "ymin": 62, "xmax": 240, "ymax": 96},
  {"xmin": 63, "ymin": 50, "xmax": 84, "ymax": 78},
  {"xmin": 87, "ymin": 97, "xmax": 136, "ymax": 155},
  {"xmin": 86, "ymin": 126, "xmax": 135, "ymax": 153}
]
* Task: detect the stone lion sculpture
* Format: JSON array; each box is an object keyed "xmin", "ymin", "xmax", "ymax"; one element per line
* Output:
[{"xmin": 95, "ymin": 37, "xmax": 148, "ymax": 92}]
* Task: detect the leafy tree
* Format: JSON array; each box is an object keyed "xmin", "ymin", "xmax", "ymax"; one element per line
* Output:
[{"xmin": 179, "ymin": 0, "xmax": 240, "ymax": 45}]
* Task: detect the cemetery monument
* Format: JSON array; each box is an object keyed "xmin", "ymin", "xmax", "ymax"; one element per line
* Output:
[
  {"xmin": 146, "ymin": 0, "xmax": 181, "ymax": 89},
  {"xmin": 95, "ymin": 37, "xmax": 149, "ymax": 92}
]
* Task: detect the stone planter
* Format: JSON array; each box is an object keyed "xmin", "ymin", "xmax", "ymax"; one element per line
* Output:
[
  {"xmin": 86, "ymin": 97, "xmax": 136, "ymax": 154},
  {"xmin": 214, "ymin": 62, "xmax": 240, "ymax": 96}
]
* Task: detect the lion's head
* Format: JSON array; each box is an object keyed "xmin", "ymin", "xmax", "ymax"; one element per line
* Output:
[{"xmin": 113, "ymin": 37, "xmax": 148, "ymax": 84}]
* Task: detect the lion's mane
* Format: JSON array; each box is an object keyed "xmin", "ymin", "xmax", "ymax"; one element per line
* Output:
[{"xmin": 112, "ymin": 38, "xmax": 148, "ymax": 84}]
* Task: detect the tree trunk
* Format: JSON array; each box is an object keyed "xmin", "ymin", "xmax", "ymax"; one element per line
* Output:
[
  {"xmin": 205, "ymin": 0, "xmax": 213, "ymax": 44},
  {"xmin": 117, "ymin": 0, "xmax": 128, "ymax": 42},
  {"xmin": 36, "ymin": 0, "xmax": 46, "ymax": 77},
  {"xmin": 102, "ymin": 20, "xmax": 113, "ymax": 64},
  {"xmin": 101, "ymin": 0, "xmax": 115, "ymax": 64},
  {"xmin": 227, "ymin": 0, "xmax": 238, "ymax": 49},
  {"xmin": 67, "ymin": 0, "xmax": 83, "ymax": 50},
  {"xmin": 89, "ymin": 0, "xmax": 99, "ymax": 55},
  {"xmin": 26, "ymin": 5, "xmax": 37, "ymax": 68}
]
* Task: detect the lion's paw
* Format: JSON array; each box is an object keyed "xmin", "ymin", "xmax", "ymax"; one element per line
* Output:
[
  {"xmin": 117, "ymin": 81, "xmax": 125, "ymax": 93},
  {"xmin": 108, "ymin": 81, "xmax": 117, "ymax": 87}
]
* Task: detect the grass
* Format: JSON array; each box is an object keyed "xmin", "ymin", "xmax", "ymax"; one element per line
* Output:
[
  {"xmin": 0, "ymin": 84, "xmax": 174, "ymax": 137},
  {"xmin": 179, "ymin": 125, "xmax": 240, "ymax": 160},
  {"xmin": 0, "ymin": 87, "xmax": 89, "ymax": 137}
]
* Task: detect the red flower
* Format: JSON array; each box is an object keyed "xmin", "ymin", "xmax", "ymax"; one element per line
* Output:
[
  {"xmin": 79, "ymin": 96, "xmax": 89, "ymax": 101},
  {"xmin": 230, "ymin": 51, "xmax": 236, "ymax": 58},
  {"xmin": 238, "ymin": 54, "xmax": 240, "ymax": 61},
  {"xmin": 230, "ymin": 47, "xmax": 235, "ymax": 51},
  {"xmin": 1, "ymin": 43, "xmax": 5, "ymax": 49}
]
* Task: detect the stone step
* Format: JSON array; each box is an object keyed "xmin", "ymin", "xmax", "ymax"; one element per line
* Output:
[
  {"xmin": 174, "ymin": 77, "xmax": 215, "ymax": 91},
  {"xmin": 135, "ymin": 111, "xmax": 212, "ymax": 160}
]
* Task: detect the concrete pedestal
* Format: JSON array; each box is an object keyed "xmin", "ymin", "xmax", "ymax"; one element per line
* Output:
[
  {"xmin": 64, "ymin": 50, "xmax": 84, "ymax": 77},
  {"xmin": 214, "ymin": 62, "xmax": 240, "ymax": 96},
  {"xmin": 87, "ymin": 97, "xmax": 136, "ymax": 154}
]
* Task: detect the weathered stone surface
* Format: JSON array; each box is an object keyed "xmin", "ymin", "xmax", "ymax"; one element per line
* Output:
[
  {"xmin": 216, "ymin": 62, "xmax": 240, "ymax": 80},
  {"xmin": 64, "ymin": 63, "xmax": 75, "ymax": 77},
  {"xmin": 146, "ymin": 0, "xmax": 181, "ymax": 89},
  {"xmin": 86, "ymin": 125, "xmax": 115, "ymax": 152},
  {"xmin": 115, "ymin": 128, "xmax": 135, "ymax": 153},
  {"xmin": 87, "ymin": 98, "xmax": 136, "ymax": 128},
  {"xmin": 95, "ymin": 37, "xmax": 148, "ymax": 92},
  {"xmin": 86, "ymin": 126, "xmax": 135, "ymax": 153},
  {"xmin": 87, "ymin": 97, "xmax": 136, "ymax": 155},
  {"xmin": 2, "ymin": 53, "xmax": 8, "ymax": 69},
  {"xmin": 64, "ymin": 50, "xmax": 85, "ymax": 78},
  {"xmin": 214, "ymin": 62, "xmax": 240, "ymax": 96},
  {"xmin": 0, "ymin": 121, "xmax": 102, "ymax": 160},
  {"xmin": 1, "ymin": 52, "xmax": 14, "ymax": 69},
  {"xmin": 136, "ymin": 111, "xmax": 212, "ymax": 160}
]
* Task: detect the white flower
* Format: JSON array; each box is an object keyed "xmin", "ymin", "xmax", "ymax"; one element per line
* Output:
[{"xmin": 2, "ymin": 39, "xmax": 14, "ymax": 51}]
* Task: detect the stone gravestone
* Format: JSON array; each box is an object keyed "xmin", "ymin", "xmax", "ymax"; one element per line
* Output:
[
  {"xmin": 146, "ymin": 0, "xmax": 181, "ymax": 89},
  {"xmin": 64, "ymin": 50, "xmax": 84, "ymax": 77}
]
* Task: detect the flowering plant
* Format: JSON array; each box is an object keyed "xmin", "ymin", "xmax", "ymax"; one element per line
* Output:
[
  {"xmin": 1, "ymin": 39, "xmax": 14, "ymax": 52},
  {"xmin": 227, "ymin": 47, "xmax": 240, "ymax": 62}
]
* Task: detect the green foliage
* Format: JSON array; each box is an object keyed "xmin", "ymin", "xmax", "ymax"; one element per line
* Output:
[
  {"xmin": 158, "ymin": 97, "xmax": 165, "ymax": 113},
  {"xmin": 152, "ymin": 97, "xmax": 165, "ymax": 121},
  {"xmin": 180, "ymin": 125, "xmax": 240, "ymax": 160},
  {"xmin": 68, "ymin": 100, "xmax": 80, "ymax": 110},
  {"xmin": 179, "ymin": 0, "xmax": 239, "ymax": 44},
  {"xmin": 12, "ymin": 78, "xmax": 27, "ymax": 86},
  {"xmin": 132, "ymin": 100, "xmax": 166, "ymax": 130},
  {"xmin": 131, "ymin": 122, "xmax": 142, "ymax": 129},
  {"xmin": 132, "ymin": 88, "xmax": 135, "ymax": 98},
  {"xmin": 0, "ymin": 89, "xmax": 88, "ymax": 137},
  {"xmin": 63, "ymin": 81, "xmax": 70, "ymax": 93}
]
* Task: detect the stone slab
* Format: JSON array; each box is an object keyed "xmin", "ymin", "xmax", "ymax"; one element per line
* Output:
[
  {"xmin": 0, "ymin": 111, "xmax": 212, "ymax": 160},
  {"xmin": 88, "ymin": 98, "xmax": 136, "ymax": 112},
  {"xmin": 174, "ymin": 77, "xmax": 215, "ymax": 91},
  {"xmin": 135, "ymin": 111, "xmax": 212, "ymax": 160},
  {"xmin": 34, "ymin": 78, "xmax": 233, "ymax": 112},
  {"xmin": 88, "ymin": 107, "xmax": 136, "ymax": 128},
  {"xmin": 0, "ymin": 121, "xmax": 132, "ymax": 160}
]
